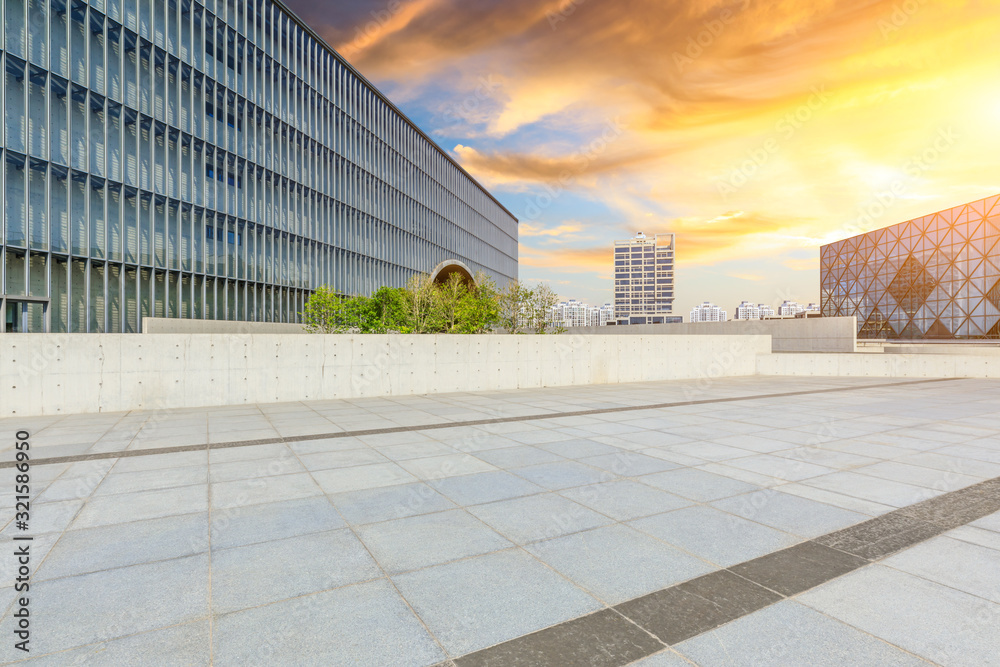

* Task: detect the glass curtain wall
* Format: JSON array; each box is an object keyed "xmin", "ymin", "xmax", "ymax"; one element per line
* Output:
[
  {"xmin": 1, "ymin": 0, "xmax": 518, "ymax": 332},
  {"xmin": 821, "ymin": 194, "xmax": 1000, "ymax": 339}
]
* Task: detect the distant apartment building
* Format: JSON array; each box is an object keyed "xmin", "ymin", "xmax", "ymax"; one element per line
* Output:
[
  {"xmin": 548, "ymin": 300, "xmax": 614, "ymax": 327},
  {"xmin": 735, "ymin": 301, "xmax": 760, "ymax": 320},
  {"xmin": 549, "ymin": 299, "xmax": 590, "ymax": 328},
  {"xmin": 613, "ymin": 232, "xmax": 676, "ymax": 325},
  {"xmin": 736, "ymin": 301, "xmax": 777, "ymax": 320},
  {"xmin": 777, "ymin": 300, "xmax": 818, "ymax": 317},
  {"xmin": 597, "ymin": 303, "xmax": 616, "ymax": 326},
  {"xmin": 690, "ymin": 301, "xmax": 726, "ymax": 322},
  {"xmin": 821, "ymin": 193, "xmax": 1000, "ymax": 339}
]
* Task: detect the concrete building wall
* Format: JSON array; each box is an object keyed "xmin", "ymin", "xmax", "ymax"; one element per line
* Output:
[
  {"xmin": 564, "ymin": 317, "xmax": 857, "ymax": 353},
  {"xmin": 0, "ymin": 334, "xmax": 771, "ymax": 417},
  {"xmin": 757, "ymin": 352, "xmax": 1000, "ymax": 378}
]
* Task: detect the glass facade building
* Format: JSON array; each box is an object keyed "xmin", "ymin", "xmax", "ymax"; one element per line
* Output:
[
  {"xmin": 1, "ymin": 0, "xmax": 518, "ymax": 333},
  {"xmin": 821, "ymin": 194, "xmax": 1000, "ymax": 339},
  {"xmin": 613, "ymin": 232, "xmax": 678, "ymax": 325}
]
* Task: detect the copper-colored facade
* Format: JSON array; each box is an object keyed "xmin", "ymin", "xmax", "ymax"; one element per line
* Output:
[{"xmin": 821, "ymin": 194, "xmax": 1000, "ymax": 339}]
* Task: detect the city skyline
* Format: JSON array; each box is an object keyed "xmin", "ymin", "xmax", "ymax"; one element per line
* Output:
[{"xmin": 283, "ymin": 0, "xmax": 1000, "ymax": 316}]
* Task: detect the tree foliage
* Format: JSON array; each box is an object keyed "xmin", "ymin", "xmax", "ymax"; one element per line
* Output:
[{"xmin": 302, "ymin": 271, "xmax": 519, "ymax": 334}]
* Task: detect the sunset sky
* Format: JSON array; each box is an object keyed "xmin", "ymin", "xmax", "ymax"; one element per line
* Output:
[{"xmin": 285, "ymin": 0, "xmax": 1000, "ymax": 315}]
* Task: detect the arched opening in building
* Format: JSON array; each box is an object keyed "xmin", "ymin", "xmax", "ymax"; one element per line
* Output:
[{"xmin": 430, "ymin": 260, "xmax": 476, "ymax": 287}]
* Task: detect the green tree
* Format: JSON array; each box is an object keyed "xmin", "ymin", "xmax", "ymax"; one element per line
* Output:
[
  {"xmin": 453, "ymin": 273, "xmax": 501, "ymax": 334},
  {"xmin": 438, "ymin": 273, "xmax": 471, "ymax": 333},
  {"xmin": 531, "ymin": 283, "xmax": 561, "ymax": 334},
  {"xmin": 370, "ymin": 286, "xmax": 413, "ymax": 333},
  {"xmin": 497, "ymin": 280, "xmax": 534, "ymax": 334},
  {"xmin": 403, "ymin": 274, "xmax": 446, "ymax": 333},
  {"xmin": 304, "ymin": 273, "xmax": 523, "ymax": 335},
  {"xmin": 301, "ymin": 287, "xmax": 363, "ymax": 333}
]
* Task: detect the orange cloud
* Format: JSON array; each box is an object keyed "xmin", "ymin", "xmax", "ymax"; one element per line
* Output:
[
  {"xmin": 519, "ymin": 222, "xmax": 586, "ymax": 237},
  {"xmin": 519, "ymin": 210, "xmax": 818, "ymax": 276},
  {"xmin": 284, "ymin": 0, "xmax": 1000, "ymax": 297},
  {"xmin": 784, "ymin": 257, "xmax": 820, "ymax": 271},
  {"xmin": 518, "ymin": 245, "xmax": 608, "ymax": 272}
]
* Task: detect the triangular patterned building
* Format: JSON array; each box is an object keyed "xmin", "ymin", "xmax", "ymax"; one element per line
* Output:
[{"xmin": 821, "ymin": 194, "xmax": 1000, "ymax": 339}]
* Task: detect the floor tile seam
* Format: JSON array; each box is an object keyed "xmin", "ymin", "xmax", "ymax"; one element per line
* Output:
[
  {"xmin": 339, "ymin": 486, "xmax": 557, "ymax": 530},
  {"xmin": 861, "ymin": 451, "xmax": 999, "ymax": 479},
  {"xmin": 44, "ymin": 410, "xmax": 144, "ymax": 506},
  {"xmin": 874, "ymin": 556, "xmax": 1000, "ymax": 608},
  {"xmin": 450, "ymin": 470, "xmax": 1000, "ymax": 664},
  {"xmin": 362, "ymin": 515, "xmax": 527, "ymax": 577},
  {"xmin": 29, "ymin": 544, "xmax": 213, "ymax": 587},
  {"xmin": 0, "ymin": 474, "xmax": 69, "ymax": 534},
  {"xmin": 503, "ymin": 537, "xmax": 627, "ymax": 622},
  {"xmin": 922, "ymin": 447, "xmax": 1000, "ymax": 469},
  {"xmin": 628, "ymin": 648, "xmax": 699, "ymax": 667},
  {"xmin": 492, "ymin": 498, "xmax": 728, "ymax": 576},
  {"xmin": 945, "ymin": 525, "xmax": 1000, "ymax": 548},
  {"xmin": 846, "ymin": 464, "xmax": 990, "ymax": 491},
  {"xmin": 0, "ymin": 379, "xmax": 960, "ymax": 470},
  {"xmin": 201, "ymin": 416, "xmax": 217, "ymax": 666},
  {"xmin": 0, "ymin": 445, "xmax": 136, "ymax": 626},
  {"xmin": 205, "ymin": 570, "xmax": 386, "ymax": 617},
  {"xmin": 626, "ymin": 471, "xmax": 790, "ymax": 507},
  {"xmin": 789, "ymin": 478, "xmax": 936, "ymax": 510},
  {"xmin": 89, "ymin": 467, "xmax": 212, "ymax": 493},
  {"xmin": 621, "ymin": 499, "xmax": 809, "ymax": 563},
  {"xmin": 82, "ymin": 479, "xmax": 211, "ymax": 505},
  {"xmin": 776, "ymin": 596, "xmax": 946, "ymax": 667},
  {"xmin": 56, "ymin": 508, "xmax": 209, "ymax": 543},
  {"xmin": 218, "ymin": 464, "xmax": 725, "ymax": 517},
  {"xmin": 272, "ymin": 423, "xmax": 456, "ymax": 664},
  {"xmin": 0, "ymin": 617, "xmax": 212, "ymax": 666},
  {"xmin": 697, "ymin": 483, "xmax": 883, "ymax": 526}
]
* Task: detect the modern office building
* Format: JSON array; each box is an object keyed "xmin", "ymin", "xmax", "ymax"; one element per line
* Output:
[
  {"xmin": 689, "ymin": 301, "xmax": 726, "ymax": 322},
  {"xmin": 1, "ymin": 0, "xmax": 518, "ymax": 333},
  {"xmin": 759, "ymin": 303, "xmax": 775, "ymax": 318},
  {"xmin": 613, "ymin": 231, "xmax": 677, "ymax": 325},
  {"xmin": 821, "ymin": 194, "xmax": 1000, "ymax": 339}
]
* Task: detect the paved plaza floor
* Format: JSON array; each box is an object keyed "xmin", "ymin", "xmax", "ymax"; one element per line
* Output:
[{"xmin": 1, "ymin": 375, "xmax": 999, "ymax": 665}]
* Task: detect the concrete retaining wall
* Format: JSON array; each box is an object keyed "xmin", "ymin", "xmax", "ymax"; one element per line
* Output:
[
  {"xmin": 867, "ymin": 343, "xmax": 1000, "ymax": 355},
  {"xmin": 142, "ymin": 316, "xmax": 858, "ymax": 353},
  {"xmin": 757, "ymin": 352, "xmax": 1000, "ymax": 378},
  {"xmin": 564, "ymin": 317, "xmax": 856, "ymax": 353},
  {"xmin": 0, "ymin": 334, "xmax": 771, "ymax": 416}
]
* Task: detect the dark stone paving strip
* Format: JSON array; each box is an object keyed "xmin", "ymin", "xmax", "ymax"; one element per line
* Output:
[
  {"xmin": 727, "ymin": 542, "xmax": 868, "ymax": 597},
  {"xmin": 453, "ymin": 609, "xmax": 664, "ymax": 667},
  {"xmin": 452, "ymin": 471, "xmax": 1000, "ymax": 666},
  {"xmin": 814, "ymin": 513, "xmax": 945, "ymax": 560},
  {"xmin": 0, "ymin": 378, "xmax": 958, "ymax": 469},
  {"xmin": 616, "ymin": 570, "xmax": 782, "ymax": 646}
]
